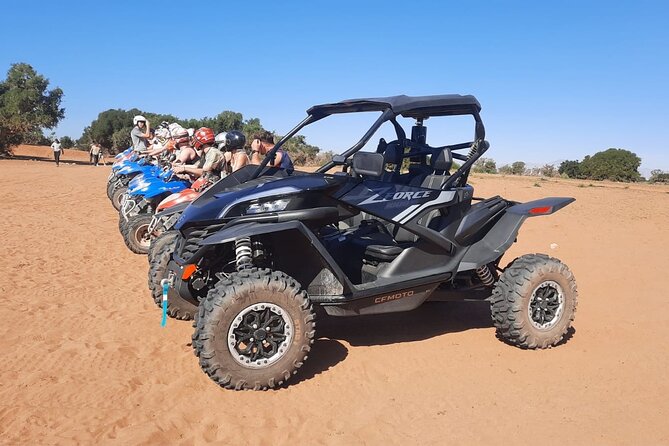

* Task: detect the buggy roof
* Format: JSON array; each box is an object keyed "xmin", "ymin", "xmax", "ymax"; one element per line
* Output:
[{"xmin": 307, "ymin": 94, "xmax": 481, "ymax": 119}]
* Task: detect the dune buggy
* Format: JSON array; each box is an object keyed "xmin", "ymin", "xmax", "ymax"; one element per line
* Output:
[{"xmin": 159, "ymin": 95, "xmax": 578, "ymax": 390}]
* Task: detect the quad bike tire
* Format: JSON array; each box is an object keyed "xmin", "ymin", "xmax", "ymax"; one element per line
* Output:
[
  {"xmin": 118, "ymin": 213, "xmax": 127, "ymax": 235},
  {"xmin": 106, "ymin": 177, "xmax": 117, "ymax": 200},
  {"xmin": 147, "ymin": 232, "xmax": 198, "ymax": 320},
  {"xmin": 111, "ymin": 186, "xmax": 127, "ymax": 211},
  {"xmin": 147, "ymin": 229, "xmax": 177, "ymax": 265},
  {"xmin": 193, "ymin": 268, "xmax": 315, "ymax": 390},
  {"xmin": 491, "ymin": 253, "xmax": 577, "ymax": 349},
  {"xmin": 122, "ymin": 213, "xmax": 153, "ymax": 255}
]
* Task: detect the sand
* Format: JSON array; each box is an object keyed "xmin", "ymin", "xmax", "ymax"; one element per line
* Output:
[{"xmin": 1, "ymin": 155, "xmax": 668, "ymax": 445}]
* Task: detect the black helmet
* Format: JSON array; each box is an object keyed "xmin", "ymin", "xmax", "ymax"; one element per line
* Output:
[{"xmin": 225, "ymin": 131, "xmax": 246, "ymax": 150}]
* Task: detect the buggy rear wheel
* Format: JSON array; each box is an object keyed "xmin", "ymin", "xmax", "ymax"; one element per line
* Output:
[
  {"xmin": 491, "ymin": 253, "xmax": 577, "ymax": 349},
  {"xmin": 193, "ymin": 268, "xmax": 315, "ymax": 390}
]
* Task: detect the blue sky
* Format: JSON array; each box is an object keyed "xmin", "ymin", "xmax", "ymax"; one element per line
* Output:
[{"xmin": 1, "ymin": 0, "xmax": 667, "ymax": 173}]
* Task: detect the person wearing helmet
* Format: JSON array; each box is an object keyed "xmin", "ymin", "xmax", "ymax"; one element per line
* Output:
[
  {"xmin": 130, "ymin": 115, "xmax": 151, "ymax": 152},
  {"xmin": 250, "ymin": 130, "xmax": 294, "ymax": 170},
  {"xmin": 216, "ymin": 131, "xmax": 249, "ymax": 174},
  {"xmin": 226, "ymin": 130, "xmax": 249, "ymax": 173},
  {"xmin": 174, "ymin": 127, "xmax": 224, "ymax": 181},
  {"xmin": 171, "ymin": 128, "xmax": 200, "ymax": 165}
]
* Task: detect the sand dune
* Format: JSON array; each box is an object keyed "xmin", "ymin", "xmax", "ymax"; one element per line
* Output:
[{"xmin": 0, "ymin": 157, "xmax": 668, "ymax": 445}]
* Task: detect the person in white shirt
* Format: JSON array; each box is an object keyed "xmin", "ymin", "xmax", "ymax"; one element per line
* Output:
[{"xmin": 51, "ymin": 139, "xmax": 62, "ymax": 166}]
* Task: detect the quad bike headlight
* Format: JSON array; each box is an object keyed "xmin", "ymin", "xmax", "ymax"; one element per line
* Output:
[{"xmin": 245, "ymin": 199, "xmax": 290, "ymax": 214}]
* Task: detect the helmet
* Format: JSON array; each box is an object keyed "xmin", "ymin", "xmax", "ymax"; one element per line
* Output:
[
  {"xmin": 133, "ymin": 115, "xmax": 147, "ymax": 125},
  {"xmin": 167, "ymin": 123, "xmax": 184, "ymax": 136},
  {"xmin": 192, "ymin": 127, "xmax": 215, "ymax": 149},
  {"xmin": 225, "ymin": 131, "xmax": 246, "ymax": 151},
  {"xmin": 215, "ymin": 132, "xmax": 228, "ymax": 150},
  {"xmin": 173, "ymin": 128, "xmax": 190, "ymax": 146},
  {"xmin": 154, "ymin": 128, "xmax": 170, "ymax": 140}
]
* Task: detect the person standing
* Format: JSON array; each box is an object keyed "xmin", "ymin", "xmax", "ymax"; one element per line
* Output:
[
  {"xmin": 130, "ymin": 115, "xmax": 150, "ymax": 152},
  {"xmin": 91, "ymin": 143, "xmax": 101, "ymax": 166},
  {"xmin": 51, "ymin": 139, "xmax": 62, "ymax": 166}
]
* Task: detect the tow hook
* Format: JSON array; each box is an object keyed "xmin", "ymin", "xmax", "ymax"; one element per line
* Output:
[{"xmin": 160, "ymin": 272, "xmax": 175, "ymax": 327}]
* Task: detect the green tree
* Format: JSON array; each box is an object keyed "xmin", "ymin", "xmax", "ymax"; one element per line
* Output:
[
  {"xmin": 540, "ymin": 164, "xmax": 556, "ymax": 177},
  {"xmin": 0, "ymin": 63, "xmax": 64, "ymax": 155},
  {"xmin": 22, "ymin": 130, "xmax": 52, "ymax": 145},
  {"xmin": 60, "ymin": 136, "xmax": 75, "ymax": 149},
  {"xmin": 511, "ymin": 161, "xmax": 526, "ymax": 175},
  {"xmin": 498, "ymin": 164, "xmax": 513, "ymax": 175},
  {"xmin": 473, "ymin": 157, "xmax": 497, "ymax": 174},
  {"xmin": 649, "ymin": 169, "xmax": 669, "ymax": 183},
  {"xmin": 558, "ymin": 160, "xmax": 581, "ymax": 178},
  {"xmin": 579, "ymin": 148, "xmax": 641, "ymax": 182}
]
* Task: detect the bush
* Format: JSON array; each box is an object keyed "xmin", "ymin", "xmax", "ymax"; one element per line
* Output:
[
  {"xmin": 511, "ymin": 161, "xmax": 526, "ymax": 175},
  {"xmin": 649, "ymin": 169, "xmax": 669, "ymax": 184},
  {"xmin": 558, "ymin": 160, "xmax": 581, "ymax": 178},
  {"xmin": 473, "ymin": 157, "xmax": 497, "ymax": 174},
  {"xmin": 60, "ymin": 136, "xmax": 74, "ymax": 149},
  {"xmin": 579, "ymin": 148, "xmax": 641, "ymax": 182}
]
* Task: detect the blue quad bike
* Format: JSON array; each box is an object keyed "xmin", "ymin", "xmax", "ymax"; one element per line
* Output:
[
  {"xmin": 107, "ymin": 151, "xmax": 163, "ymax": 210},
  {"xmin": 118, "ymin": 168, "xmax": 190, "ymax": 254},
  {"xmin": 153, "ymin": 94, "xmax": 578, "ymax": 390}
]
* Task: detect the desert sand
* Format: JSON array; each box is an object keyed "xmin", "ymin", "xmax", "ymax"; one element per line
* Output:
[{"xmin": 1, "ymin": 152, "xmax": 668, "ymax": 445}]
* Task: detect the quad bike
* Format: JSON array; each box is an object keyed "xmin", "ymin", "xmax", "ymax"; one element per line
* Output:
[
  {"xmin": 108, "ymin": 156, "xmax": 162, "ymax": 210},
  {"xmin": 107, "ymin": 125, "xmax": 175, "ymax": 206},
  {"xmin": 159, "ymin": 94, "xmax": 578, "ymax": 390},
  {"xmin": 119, "ymin": 168, "xmax": 191, "ymax": 254}
]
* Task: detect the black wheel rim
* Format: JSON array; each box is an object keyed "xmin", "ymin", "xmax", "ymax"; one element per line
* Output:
[
  {"xmin": 227, "ymin": 303, "xmax": 293, "ymax": 369},
  {"xmin": 528, "ymin": 280, "xmax": 564, "ymax": 330}
]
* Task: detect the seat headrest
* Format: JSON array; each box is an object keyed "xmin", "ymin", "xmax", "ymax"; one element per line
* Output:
[
  {"xmin": 383, "ymin": 141, "xmax": 404, "ymax": 165},
  {"xmin": 430, "ymin": 148, "xmax": 452, "ymax": 172}
]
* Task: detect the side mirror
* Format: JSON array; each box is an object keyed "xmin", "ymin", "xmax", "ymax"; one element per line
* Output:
[{"xmin": 352, "ymin": 152, "xmax": 384, "ymax": 178}]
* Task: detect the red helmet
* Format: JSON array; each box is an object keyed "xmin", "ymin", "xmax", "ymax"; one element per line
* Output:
[{"xmin": 192, "ymin": 127, "xmax": 215, "ymax": 149}]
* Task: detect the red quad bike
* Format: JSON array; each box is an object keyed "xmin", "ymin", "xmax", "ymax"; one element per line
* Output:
[{"xmin": 160, "ymin": 94, "xmax": 579, "ymax": 390}]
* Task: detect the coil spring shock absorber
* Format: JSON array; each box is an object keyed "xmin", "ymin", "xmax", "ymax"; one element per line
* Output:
[
  {"xmin": 235, "ymin": 237, "xmax": 253, "ymax": 271},
  {"xmin": 466, "ymin": 139, "xmax": 480, "ymax": 161},
  {"xmin": 476, "ymin": 264, "xmax": 495, "ymax": 287}
]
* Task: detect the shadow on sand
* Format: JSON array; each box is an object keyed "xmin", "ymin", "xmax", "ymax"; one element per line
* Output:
[
  {"xmin": 287, "ymin": 301, "xmax": 494, "ymax": 385},
  {"xmin": 7, "ymin": 154, "xmax": 105, "ymax": 166},
  {"xmin": 318, "ymin": 300, "xmax": 493, "ymax": 347}
]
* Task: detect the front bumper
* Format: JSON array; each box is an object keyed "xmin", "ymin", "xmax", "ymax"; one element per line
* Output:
[{"xmin": 165, "ymin": 258, "xmax": 195, "ymax": 302}]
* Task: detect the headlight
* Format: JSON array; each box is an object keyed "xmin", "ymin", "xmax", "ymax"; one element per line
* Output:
[{"xmin": 245, "ymin": 199, "xmax": 290, "ymax": 214}]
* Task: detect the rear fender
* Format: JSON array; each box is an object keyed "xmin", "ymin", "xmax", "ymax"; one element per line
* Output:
[{"xmin": 458, "ymin": 197, "xmax": 574, "ymax": 271}]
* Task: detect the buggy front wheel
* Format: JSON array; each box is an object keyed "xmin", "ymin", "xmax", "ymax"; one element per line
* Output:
[{"xmin": 193, "ymin": 268, "xmax": 316, "ymax": 390}]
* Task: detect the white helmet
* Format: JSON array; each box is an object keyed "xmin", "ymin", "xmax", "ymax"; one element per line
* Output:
[
  {"xmin": 215, "ymin": 132, "xmax": 228, "ymax": 150},
  {"xmin": 167, "ymin": 123, "xmax": 184, "ymax": 136},
  {"xmin": 133, "ymin": 115, "xmax": 147, "ymax": 125},
  {"xmin": 187, "ymin": 128, "xmax": 195, "ymax": 137}
]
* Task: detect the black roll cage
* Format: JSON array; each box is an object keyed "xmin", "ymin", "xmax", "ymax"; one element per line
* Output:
[{"xmin": 251, "ymin": 95, "xmax": 489, "ymax": 189}]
